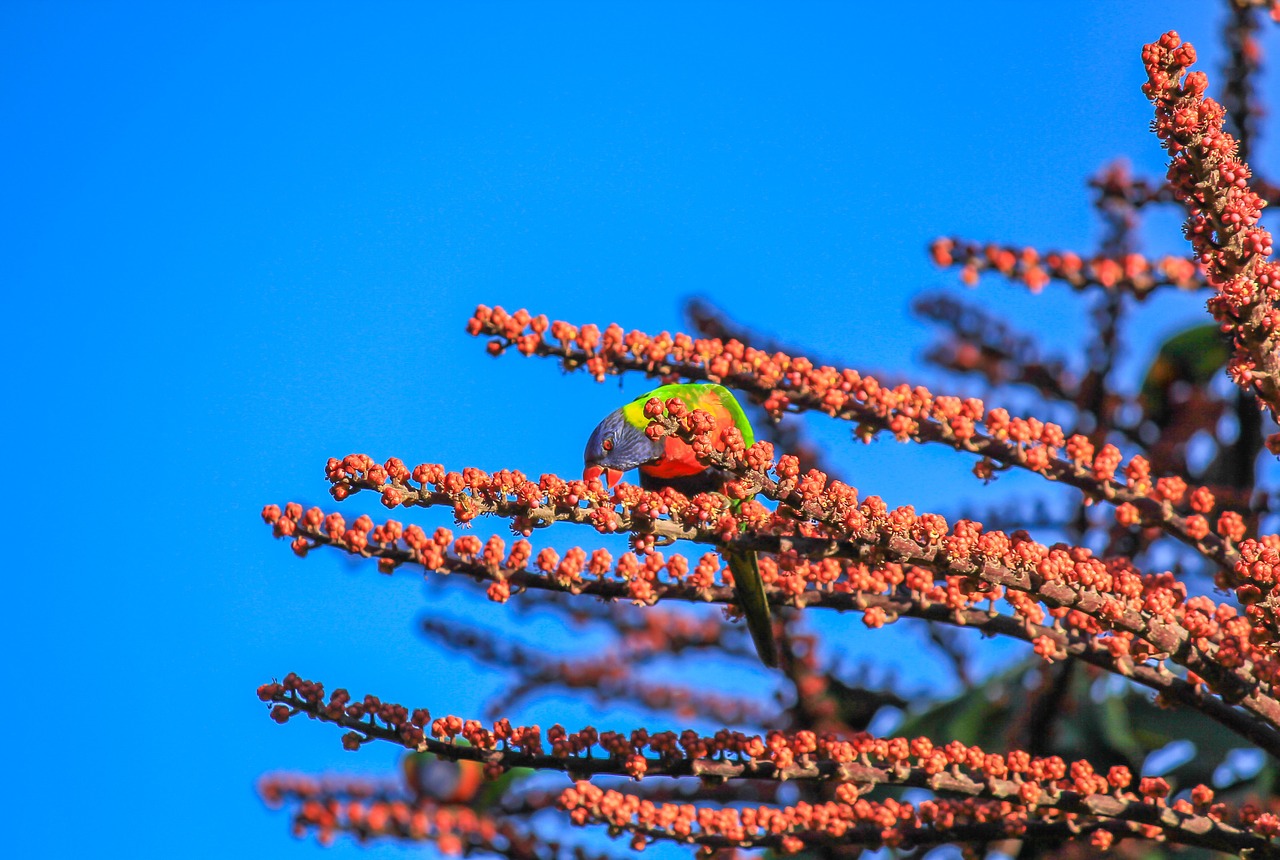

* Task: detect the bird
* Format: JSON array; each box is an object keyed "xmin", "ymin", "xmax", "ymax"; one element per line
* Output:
[
  {"xmin": 402, "ymin": 750, "xmax": 527, "ymax": 807},
  {"xmin": 583, "ymin": 382, "xmax": 778, "ymax": 668},
  {"xmin": 402, "ymin": 751, "xmax": 486, "ymax": 805}
]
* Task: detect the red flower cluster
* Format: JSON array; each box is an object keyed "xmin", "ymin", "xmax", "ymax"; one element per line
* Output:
[
  {"xmin": 929, "ymin": 237, "xmax": 1204, "ymax": 297},
  {"xmin": 258, "ymin": 771, "xmax": 605, "ymax": 856},
  {"xmin": 559, "ymin": 780, "xmax": 1273, "ymax": 856},
  {"xmin": 261, "ymin": 676, "xmax": 1181, "ymax": 795},
  {"xmin": 1143, "ymin": 31, "xmax": 1280, "ymax": 435}
]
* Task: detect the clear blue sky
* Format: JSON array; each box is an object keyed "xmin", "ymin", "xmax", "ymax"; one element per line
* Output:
[{"xmin": 4, "ymin": 3, "xmax": 1276, "ymax": 857}]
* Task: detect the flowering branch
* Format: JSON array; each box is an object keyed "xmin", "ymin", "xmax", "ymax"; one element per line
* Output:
[
  {"xmin": 261, "ymin": 776, "xmax": 604, "ymax": 859},
  {"xmin": 257, "ymin": 674, "xmax": 1278, "ymax": 856},
  {"xmin": 305, "ymin": 447, "xmax": 1278, "ymax": 702},
  {"xmin": 562, "ymin": 807, "xmax": 1125, "ymax": 856},
  {"xmin": 929, "ymin": 238, "xmax": 1205, "ymax": 298},
  {"xmin": 560, "ymin": 783, "xmax": 1276, "ymax": 857}
]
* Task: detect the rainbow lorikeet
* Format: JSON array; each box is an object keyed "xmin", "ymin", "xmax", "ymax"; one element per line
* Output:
[
  {"xmin": 402, "ymin": 750, "xmax": 528, "ymax": 807},
  {"xmin": 583, "ymin": 382, "xmax": 778, "ymax": 668},
  {"xmin": 1140, "ymin": 323, "xmax": 1230, "ymax": 429}
]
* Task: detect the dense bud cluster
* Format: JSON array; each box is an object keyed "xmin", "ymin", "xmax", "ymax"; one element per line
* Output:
[
  {"xmin": 1143, "ymin": 31, "xmax": 1280, "ymax": 436},
  {"xmin": 1235, "ymin": 534, "xmax": 1280, "ymax": 641}
]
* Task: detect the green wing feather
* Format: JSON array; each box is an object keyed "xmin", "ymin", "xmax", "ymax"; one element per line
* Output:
[
  {"xmin": 1140, "ymin": 324, "xmax": 1231, "ymax": 423},
  {"xmin": 624, "ymin": 383, "xmax": 776, "ymax": 667},
  {"xmin": 726, "ymin": 547, "xmax": 778, "ymax": 667},
  {"xmin": 475, "ymin": 765, "xmax": 530, "ymax": 808},
  {"xmin": 699, "ymin": 384, "xmax": 755, "ymax": 447},
  {"xmin": 621, "ymin": 383, "xmax": 755, "ymax": 444}
]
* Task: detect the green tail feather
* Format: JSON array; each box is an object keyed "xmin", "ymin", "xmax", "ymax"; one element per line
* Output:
[{"xmin": 727, "ymin": 549, "xmax": 777, "ymax": 668}]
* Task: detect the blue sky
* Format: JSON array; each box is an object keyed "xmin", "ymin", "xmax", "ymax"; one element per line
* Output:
[{"xmin": 4, "ymin": 3, "xmax": 1277, "ymax": 857}]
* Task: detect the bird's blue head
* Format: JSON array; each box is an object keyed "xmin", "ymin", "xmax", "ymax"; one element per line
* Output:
[
  {"xmin": 406, "ymin": 754, "xmax": 461, "ymax": 797},
  {"xmin": 583, "ymin": 407, "xmax": 663, "ymax": 488}
]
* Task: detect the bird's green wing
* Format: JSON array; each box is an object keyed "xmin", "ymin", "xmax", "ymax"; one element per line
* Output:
[
  {"xmin": 679, "ymin": 383, "xmax": 755, "ymax": 446},
  {"xmin": 619, "ymin": 383, "xmax": 754, "ymax": 445}
]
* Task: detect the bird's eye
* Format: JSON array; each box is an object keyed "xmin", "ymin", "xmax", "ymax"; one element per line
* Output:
[{"xmin": 602, "ymin": 436, "xmax": 614, "ymax": 452}]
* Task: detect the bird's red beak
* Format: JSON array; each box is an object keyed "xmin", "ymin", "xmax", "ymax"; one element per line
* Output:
[{"xmin": 583, "ymin": 464, "xmax": 625, "ymax": 489}]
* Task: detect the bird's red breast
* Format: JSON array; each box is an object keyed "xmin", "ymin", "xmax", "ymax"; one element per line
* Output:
[
  {"xmin": 450, "ymin": 760, "xmax": 485, "ymax": 804},
  {"xmin": 639, "ymin": 435, "xmax": 706, "ymax": 479},
  {"xmin": 640, "ymin": 400, "xmax": 736, "ymax": 480}
]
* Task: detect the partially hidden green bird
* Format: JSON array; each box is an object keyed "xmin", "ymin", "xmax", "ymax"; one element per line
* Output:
[
  {"xmin": 583, "ymin": 383, "xmax": 778, "ymax": 668},
  {"xmin": 402, "ymin": 749, "xmax": 529, "ymax": 808}
]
